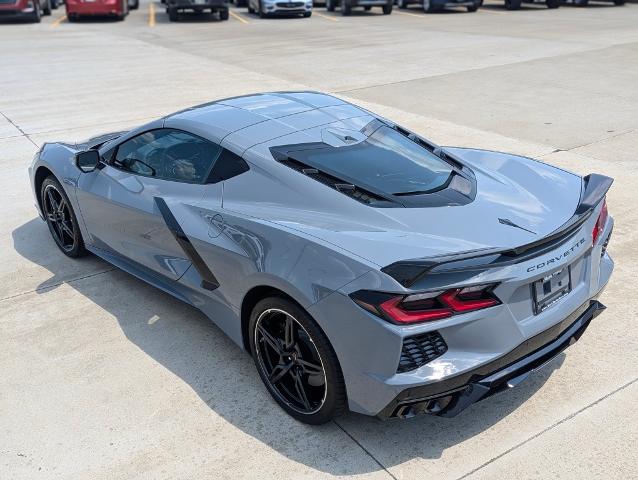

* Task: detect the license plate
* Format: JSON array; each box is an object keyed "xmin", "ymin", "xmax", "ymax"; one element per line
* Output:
[{"xmin": 532, "ymin": 266, "xmax": 571, "ymax": 314}]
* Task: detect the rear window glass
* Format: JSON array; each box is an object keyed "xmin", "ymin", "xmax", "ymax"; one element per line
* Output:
[{"xmin": 290, "ymin": 126, "xmax": 453, "ymax": 195}]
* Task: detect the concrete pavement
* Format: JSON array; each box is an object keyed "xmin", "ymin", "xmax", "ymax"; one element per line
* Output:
[{"xmin": 1, "ymin": 2, "xmax": 637, "ymax": 479}]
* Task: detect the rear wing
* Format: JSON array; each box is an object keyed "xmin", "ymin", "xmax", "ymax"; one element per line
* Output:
[{"xmin": 381, "ymin": 173, "xmax": 613, "ymax": 287}]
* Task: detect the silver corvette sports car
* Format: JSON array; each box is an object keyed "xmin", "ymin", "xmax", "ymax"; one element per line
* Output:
[{"xmin": 29, "ymin": 92, "xmax": 614, "ymax": 424}]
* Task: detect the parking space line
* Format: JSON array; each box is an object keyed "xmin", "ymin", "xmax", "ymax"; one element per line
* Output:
[
  {"xmin": 149, "ymin": 2, "xmax": 156, "ymax": 27},
  {"xmin": 479, "ymin": 8, "xmax": 507, "ymax": 14},
  {"xmin": 229, "ymin": 10, "xmax": 250, "ymax": 24},
  {"xmin": 315, "ymin": 12, "xmax": 338, "ymax": 21},
  {"xmin": 50, "ymin": 14, "xmax": 67, "ymax": 27},
  {"xmin": 394, "ymin": 10, "xmax": 425, "ymax": 18}
]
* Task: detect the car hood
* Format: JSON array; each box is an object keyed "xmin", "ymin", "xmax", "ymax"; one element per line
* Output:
[{"xmin": 262, "ymin": 148, "xmax": 583, "ymax": 268}]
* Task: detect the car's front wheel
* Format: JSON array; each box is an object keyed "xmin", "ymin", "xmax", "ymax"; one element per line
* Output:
[
  {"xmin": 249, "ymin": 297, "xmax": 346, "ymax": 424},
  {"xmin": 41, "ymin": 176, "xmax": 87, "ymax": 258}
]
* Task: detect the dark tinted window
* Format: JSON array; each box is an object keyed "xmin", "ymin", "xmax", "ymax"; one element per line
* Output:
[
  {"xmin": 292, "ymin": 126, "xmax": 453, "ymax": 195},
  {"xmin": 113, "ymin": 129, "xmax": 222, "ymax": 184}
]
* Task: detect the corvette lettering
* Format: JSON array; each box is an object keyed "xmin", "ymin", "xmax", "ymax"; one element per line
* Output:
[{"xmin": 526, "ymin": 238, "xmax": 586, "ymax": 272}]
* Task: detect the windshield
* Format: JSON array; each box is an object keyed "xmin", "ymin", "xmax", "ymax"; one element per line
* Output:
[{"xmin": 293, "ymin": 125, "xmax": 453, "ymax": 195}]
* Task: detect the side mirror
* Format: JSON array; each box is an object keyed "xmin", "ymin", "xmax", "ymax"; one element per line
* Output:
[{"xmin": 75, "ymin": 150, "xmax": 101, "ymax": 173}]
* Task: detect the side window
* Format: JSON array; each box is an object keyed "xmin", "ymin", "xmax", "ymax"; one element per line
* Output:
[{"xmin": 113, "ymin": 129, "xmax": 222, "ymax": 184}]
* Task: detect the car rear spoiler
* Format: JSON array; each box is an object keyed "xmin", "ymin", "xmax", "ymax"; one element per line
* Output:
[{"xmin": 381, "ymin": 173, "xmax": 613, "ymax": 287}]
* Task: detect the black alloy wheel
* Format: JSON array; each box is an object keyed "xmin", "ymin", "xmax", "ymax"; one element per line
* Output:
[
  {"xmin": 41, "ymin": 176, "xmax": 86, "ymax": 258},
  {"xmin": 250, "ymin": 297, "xmax": 346, "ymax": 424}
]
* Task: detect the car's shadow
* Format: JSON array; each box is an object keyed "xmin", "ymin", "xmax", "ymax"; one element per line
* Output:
[{"xmin": 12, "ymin": 217, "xmax": 565, "ymax": 474}]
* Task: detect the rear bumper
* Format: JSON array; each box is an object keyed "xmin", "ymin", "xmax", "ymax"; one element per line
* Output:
[
  {"xmin": 66, "ymin": 3, "xmax": 125, "ymax": 15},
  {"xmin": 377, "ymin": 298, "xmax": 606, "ymax": 419},
  {"xmin": 167, "ymin": 0, "xmax": 228, "ymax": 8},
  {"xmin": 0, "ymin": 7, "xmax": 32, "ymax": 17},
  {"xmin": 352, "ymin": 0, "xmax": 389, "ymax": 5}
]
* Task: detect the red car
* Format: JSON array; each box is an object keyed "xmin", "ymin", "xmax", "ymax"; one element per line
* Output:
[
  {"xmin": 0, "ymin": 0, "xmax": 53, "ymax": 23},
  {"xmin": 65, "ymin": 0, "xmax": 129, "ymax": 21}
]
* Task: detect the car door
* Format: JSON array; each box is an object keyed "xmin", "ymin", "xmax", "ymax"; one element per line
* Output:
[{"xmin": 75, "ymin": 128, "xmax": 224, "ymax": 281}]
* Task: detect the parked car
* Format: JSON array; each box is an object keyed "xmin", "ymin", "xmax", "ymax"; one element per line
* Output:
[
  {"xmin": 326, "ymin": 0, "xmax": 392, "ymax": 14},
  {"xmin": 0, "ymin": 0, "xmax": 52, "ymax": 23},
  {"xmin": 166, "ymin": 0, "xmax": 229, "ymax": 21},
  {"xmin": 501, "ymin": 0, "xmax": 559, "ymax": 9},
  {"xmin": 397, "ymin": 0, "xmax": 480, "ymax": 12},
  {"xmin": 247, "ymin": 0, "xmax": 312, "ymax": 17},
  {"xmin": 571, "ymin": 0, "xmax": 624, "ymax": 5},
  {"xmin": 65, "ymin": 0, "xmax": 129, "ymax": 20},
  {"xmin": 29, "ymin": 91, "xmax": 614, "ymax": 424}
]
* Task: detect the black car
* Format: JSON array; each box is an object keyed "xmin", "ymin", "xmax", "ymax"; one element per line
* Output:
[
  {"xmin": 166, "ymin": 0, "xmax": 229, "ymax": 20},
  {"xmin": 326, "ymin": 0, "xmax": 392, "ymax": 15},
  {"xmin": 397, "ymin": 0, "xmax": 480, "ymax": 12}
]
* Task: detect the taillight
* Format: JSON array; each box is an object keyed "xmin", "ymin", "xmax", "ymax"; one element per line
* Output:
[
  {"xmin": 350, "ymin": 284, "xmax": 500, "ymax": 325},
  {"xmin": 592, "ymin": 198, "xmax": 609, "ymax": 245}
]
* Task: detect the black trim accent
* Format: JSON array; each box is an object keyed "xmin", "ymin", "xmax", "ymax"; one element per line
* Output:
[
  {"xmin": 154, "ymin": 197, "xmax": 219, "ymax": 291},
  {"xmin": 382, "ymin": 173, "xmax": 613, "ymax": 287},
  {"xmin": 378, "ymin": 299, "xmax": 606, "ymax": 419}
]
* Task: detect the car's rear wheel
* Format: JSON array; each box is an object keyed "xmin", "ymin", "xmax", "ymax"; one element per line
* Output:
[
  {"xmin": 382, "ymin": 2, "xmax": 392, "ymax": 13},
  {"xmin": 249, "ymin": 297, "xmax": 346, "ymax": 424},
  {"xmin": 545, "ymin": 0, "xmax": 559, "ymax": 8},
  {"xmin": 43, "ymin": 0, "xmax": 52, "ymax": 15},
  {"xmin": 341, "ymin": 0, "xmax": 352, "ymax": 15},
  {"xmin": 168, "ymin": 7, "xmax": 178, "ymax": 20},
  {"xmin": 219, "ymin": 7, "xmax": 229, "ymax": 19},
  {"xmin": 326, "ymin": 0, "xmax": 335, "ymax": 10},
  {"xmin": 613, "ymin": 0, "xmax": 624, "ymax": 4},
  {"xmin": 504, "ymin": 0, "xmax": 521, "ymax": 9},
  {"xmin": 41, "ymin": 176, "xmax": 87, "ymax": 258}
]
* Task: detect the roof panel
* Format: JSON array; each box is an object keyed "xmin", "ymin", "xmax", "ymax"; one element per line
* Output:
[
  {"xmin": 219, "ymin": 94, "xmax": 313, "ymax": 119},
  {"xmin": 165, "ymin": 103, "xmax": 264, "ymax": 144}
]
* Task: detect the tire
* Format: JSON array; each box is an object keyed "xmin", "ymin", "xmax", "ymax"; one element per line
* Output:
[
  {"xmin": 467, "ymin": 1, "xmax": 478, "ymax": 10},
  {"xmin": 504, "ymin": 0, "xmax": 521, "ymax": 9},
  {"xmin": 397, "ymin": 0, "xmax": 408, "ymax": 8},
  {"xmin": 129, "ymin": 0, "xmax": 139, "ymax": 9},
  {"xmin": 341, "ymin": 0, "xmax": 351, "ymax": 15},
  {"xmin": 545, "ymin": 0, "xmax": 559, "ymax": 8},
  {"xmin": 43, "ymin": 0, "xmax": 51, "ymax": 15},
  {"xmin": 248, "ymin": 1, "xmax": 255, "ymax": 13},
  {"xmin": 249, "ymin": 297, "xmax": 346, "ymax": 425},
  {"xmin": 326, "ymin": 0, "xmax": 335, "ymax": 10},
  {"xmin": 422, "ymin": 0, "xmax": 437, "ymax": 12},
  {"xmin": 67, "ymin": 13, "xmax": 77, "ymax": 21},
  {"xmin": 219, "ymin": 7, "xmax": 229, "ymax": 19},
  {"xmin": 168, "ymin": 7, "xmax": 178, "ymax": 20},
  {"xmin": 382, "ymin": 2, "xmax": 392, "ymax": 13},
  {"xmin": 30, "ymin": 2, "xmax": 42, "ymax": 22},
  {"xmin": 51, "ymin": 0, "xmax": 59, "ymax": 9},
  {"xmin": 259, "ymin": 0, "xmax": 267, "ymax": 17},
  {"xmin": 613, "ymin": 0, "xmax": 624, "ymax": 4},
  {"xmin": 41, "ymin": 176, "xmax": 87, "ymax": 259},
  {"xmin": 303, "ymin": 11, "xmax": 311, "ymax": 16}
]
